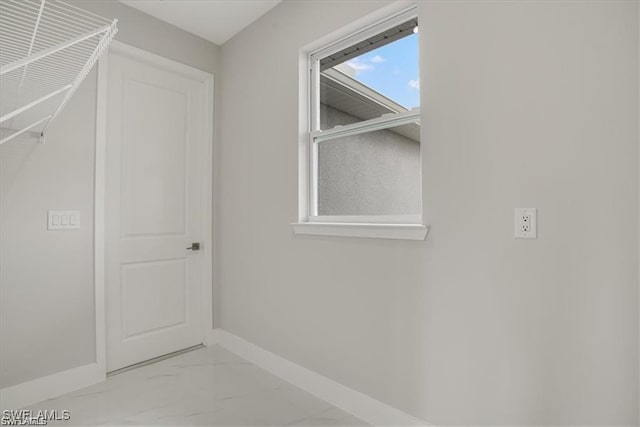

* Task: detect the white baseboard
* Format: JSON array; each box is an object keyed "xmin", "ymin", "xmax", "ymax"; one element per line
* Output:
[
  {"xmin": 0, "ymin": 363, "xmax": 105, "ymax": 411},
  {"xmin": 214, "ymin": 328, "xmax": 428, "ymax": 427},
  {"xmin": 204, "ymin": 327, "xmax": 219, "ymax": 347}
]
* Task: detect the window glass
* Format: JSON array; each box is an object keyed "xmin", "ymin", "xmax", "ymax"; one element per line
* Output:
[{"xmin": 317, "ymin": 122, "xmax": 421, "ymax": 216}]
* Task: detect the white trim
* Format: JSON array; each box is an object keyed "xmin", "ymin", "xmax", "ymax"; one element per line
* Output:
[
  {"xmin": 200, "ymin": 72, "xmax": 215, "ymax": 347},
  {"xmin": 309, "ymin": 56, "xmax": 320, "ymax": 216},
  {"xmin": 100, "ymin": 40, "xmax": 215, "ymax": 369},
  {"xmin": 109, "ymin": 40, "xmax": 213, "ymax": 82},
  {"xmin": 94, "ymin": 54, "xmax": 108, "ymax": 377},
  {"xmin": 205, "ymin": 328, "xmax": 220, "ymax": 347},
  {"xmin": 0, "ymin": 363, "xmax": 104, "ymax": 410},
  {"xmin": 297, "ymin": 55, "xmax": 311, "ymax": 221},
  {"xmin": 214, "ymin": 328, "xmax": 428, "ymax": 427},
  {"xmin": 312, "ymin": 109, "xmax": 420, "ymax": 143},
  {"xmin": 310, "ymin": 132, "xmax": 319, "ymax": 216},
  {"xmin": 291, "ymin": 222, "xmax": 428, "ymax": 241}
]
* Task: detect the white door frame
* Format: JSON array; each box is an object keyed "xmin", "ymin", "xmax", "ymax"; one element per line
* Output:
[{"xmin": 94, "ymin": 40, "xmax": 214, "ymax": 376}]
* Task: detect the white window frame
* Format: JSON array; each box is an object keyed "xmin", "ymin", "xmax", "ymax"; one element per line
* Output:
[{"xmin": 293, "ymin": 3, "xmax": 428, "ymax": 240}]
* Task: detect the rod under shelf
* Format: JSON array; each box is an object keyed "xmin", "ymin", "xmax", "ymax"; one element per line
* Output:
[
  {"xmin": 0, "ymin": 84, "xmax": 71, "ymax": 124},
  {"xmin": 0, "ymin": 115, "xmax": 51, "ymax": 145}
]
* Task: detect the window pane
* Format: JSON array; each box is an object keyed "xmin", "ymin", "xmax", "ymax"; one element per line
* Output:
[
  {"xmin": 319, "ymin": 20, "xmax": 419, "ymax": 130},
  {"xmin": 317, "ymin": 123, "xmax": 421, "ymax": 216}
]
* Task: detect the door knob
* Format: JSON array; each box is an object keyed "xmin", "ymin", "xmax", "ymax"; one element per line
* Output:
[{"xmin": 186, "ymin": 242, "xmax": 200, "ymax": 251}]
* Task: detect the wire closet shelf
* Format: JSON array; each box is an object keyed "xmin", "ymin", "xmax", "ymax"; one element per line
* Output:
[{"xmin": 0, "ymin": 0, "xmax": 117, "ymax": 145}]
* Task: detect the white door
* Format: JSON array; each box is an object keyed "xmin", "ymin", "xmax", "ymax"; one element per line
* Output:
[{"xmin": 105, "ymin": 45, "xmax": 212, "ymax": 372}]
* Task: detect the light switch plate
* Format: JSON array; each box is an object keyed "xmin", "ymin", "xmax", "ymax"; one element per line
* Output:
[
  {"xmin": 48, "ymin": 211, "xmax": 80, "ymax": 230},
  {"xmin": 514, "ymin": 208, "xmax": 536, "ymax": 239}
]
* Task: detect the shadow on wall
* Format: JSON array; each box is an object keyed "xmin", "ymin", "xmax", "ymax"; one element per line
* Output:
[{"xmin": 0, "ymin": 143, "xmax": 39, "ymax": 194}]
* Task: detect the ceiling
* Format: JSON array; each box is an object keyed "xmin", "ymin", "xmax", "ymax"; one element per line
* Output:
[{"xmin": 119, "ymin": 0, "xmax": 281, "ymax": 45}]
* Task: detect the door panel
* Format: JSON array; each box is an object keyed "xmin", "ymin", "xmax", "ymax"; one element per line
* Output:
[
  {"xmin": 121, "ymin": 259, "xmax": 187, "ymax": 339},
  {"xmin": 106, "ymin": 49, "xmax": 207, "ymax": 372},
  {"xmin": 121, "ymin": 79, "xmax": 187, "ymax": 237}
]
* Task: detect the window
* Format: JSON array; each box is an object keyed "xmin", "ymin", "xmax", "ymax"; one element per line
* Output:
[{"xmin": 294, "ymin": 6, "xmax": 428, "ymax": 240}]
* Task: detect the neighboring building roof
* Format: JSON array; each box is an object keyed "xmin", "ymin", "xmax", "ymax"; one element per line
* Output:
[{"xmin": 320, "ymin": 66, "xmax": 420, "ymax": 143}]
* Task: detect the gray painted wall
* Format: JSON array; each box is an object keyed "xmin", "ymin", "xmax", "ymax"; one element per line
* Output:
[
  {"xmin": 319, "ymin": 105, "xmax": 420, "ymax": 215},
  {"xmin": 218, "ymin": 1, "xmax": 639, "ymax": 425},
  {"xmin": 0, "ymin": 0, "xmax": 220, "ymax": 388},
  {"xmin": 1, "ymin": 71, "xmax": 98, "ymax": 389}
]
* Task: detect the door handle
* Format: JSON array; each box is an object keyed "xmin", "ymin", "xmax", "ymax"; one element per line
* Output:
[{"xmin": 186, "ymin": 242, "xmax": 200, "ymax": 251}]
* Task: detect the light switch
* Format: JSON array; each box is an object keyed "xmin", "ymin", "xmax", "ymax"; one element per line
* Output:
[{"xmin": 48, "ymin": 211, "xmax": 80, "ymax": 230}]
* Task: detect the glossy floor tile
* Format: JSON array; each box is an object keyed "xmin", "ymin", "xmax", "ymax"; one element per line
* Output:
[{"xmin": 25, "ymin": 346, "xmax": 369, "ymax": 426}]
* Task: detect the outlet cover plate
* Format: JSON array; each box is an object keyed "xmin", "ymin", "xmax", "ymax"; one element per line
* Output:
[{"xmin": 514, "ymin": 208, "xmax": 536, "ymax": 239}]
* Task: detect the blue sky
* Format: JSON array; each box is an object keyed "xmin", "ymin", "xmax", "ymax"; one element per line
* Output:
[{"xmin": 343, "ymin": 33, "xmax": 420, "ymax": 109}]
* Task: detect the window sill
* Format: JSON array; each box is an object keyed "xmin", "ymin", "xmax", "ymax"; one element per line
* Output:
[{"xmin": 291, "ymin": 222, "xmax": 429, "ymax": 241}]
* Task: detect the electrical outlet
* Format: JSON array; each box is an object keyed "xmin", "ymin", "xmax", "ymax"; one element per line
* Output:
[{"xmin": 514, "ymin": 208, "xmax": 536, "ymax": 239}]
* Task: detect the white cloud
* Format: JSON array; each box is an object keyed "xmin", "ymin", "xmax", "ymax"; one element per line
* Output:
[
  {"xmin": 346, "ymin": 59, "xmax": 374, "ymax": 75},
  {"xmin": 408, "ymin": 79, "xmax": 420, "ymax": 90},
  {"xmin": 370, "ymin": 55, "xmax": 386, "ymax": 63}
]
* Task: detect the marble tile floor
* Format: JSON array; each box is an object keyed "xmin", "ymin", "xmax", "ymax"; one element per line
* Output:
[{"xmin": 25, "ymin": 346, "xmax": 369, "ymax": 426}]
